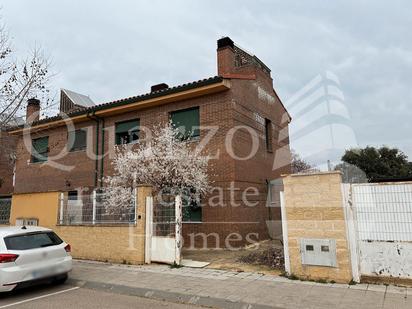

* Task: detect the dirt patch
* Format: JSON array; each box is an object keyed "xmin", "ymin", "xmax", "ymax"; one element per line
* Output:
[
  {"xmin": 182, "ymin": 239, "xmax": 284, "ymax": 275},
  {"xmin": 237, "ymin": 247, "xmax": 284, "ymax": 270}
]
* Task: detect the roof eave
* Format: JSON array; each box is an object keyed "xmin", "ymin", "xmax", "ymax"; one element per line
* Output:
[{"xmin": 9, "ymin": 78, "xmax": 231, "ymax": 134}]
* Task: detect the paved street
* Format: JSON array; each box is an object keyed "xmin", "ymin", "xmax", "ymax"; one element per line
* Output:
[
  {"xmin": 68, "ymin": 260, "xmax": 412, "ymax": 309},
  {"xmin": 0, "ymin": 283, "xmax": 199, "ymax": 309},
  {"xmin": 1, "ymin": 260, "xmax": 412, "ymax": 309}
]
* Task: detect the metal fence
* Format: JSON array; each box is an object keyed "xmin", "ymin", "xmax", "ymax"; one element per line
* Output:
[
  {"xmin": 58, "ymin": 190, "xmax": 136, "ymax": 225},
  {"xmin": 0, "ymin": 197, "xmax": 11, "ymax": 224},
  {"xmin": 352, "ymin": 182, "xmax": 412, "ymax": 242},
  {"xmin": 153, "ymin": 193, "xmax": 176, "ymax": 237}
]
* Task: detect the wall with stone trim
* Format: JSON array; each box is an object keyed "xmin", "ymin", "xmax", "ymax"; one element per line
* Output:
[{"xmin": 283, "ymin": 172, "xmax": 352, "ymax": 283}]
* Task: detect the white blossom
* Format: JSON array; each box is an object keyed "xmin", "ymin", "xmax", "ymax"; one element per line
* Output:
[{"xmin": 104, "ymin": 123, "xmax": 211, "ymax": 212}]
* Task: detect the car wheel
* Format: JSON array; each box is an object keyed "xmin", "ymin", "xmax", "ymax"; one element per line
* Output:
[{"xmin": 53, "ymin": 274, "xmax": 68, "ymax": 285}]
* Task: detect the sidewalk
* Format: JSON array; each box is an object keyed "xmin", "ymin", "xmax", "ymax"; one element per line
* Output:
[{"xmin": 69, "ymin": 260, "xmax": 411, "ymax": 309}]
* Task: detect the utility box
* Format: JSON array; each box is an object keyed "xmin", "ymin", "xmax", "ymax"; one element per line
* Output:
[{"xmin": 300, "ymin": 238, "xmax": 337, "ymax": 267}]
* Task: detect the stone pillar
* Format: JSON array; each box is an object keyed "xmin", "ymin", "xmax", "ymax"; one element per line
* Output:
[
  {"xmin": 282, "ymin": 171, "xmax": 353, "ymax": 283},
  {"xmin": 135, "ymin": 185, "xmax": 152, "ymax": 263}
]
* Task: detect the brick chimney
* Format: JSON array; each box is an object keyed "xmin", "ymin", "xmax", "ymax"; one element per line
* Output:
[
  {"xmin": 217, "ymin": 37, "xmax": 235, "ymax": 76},
  {"xmin": 26, "ymin": 98, "xmax": 40, "ymax": 123},
  {"xmin": 217, "ymin": 36, "xmax": 272, "ymax": 81}
]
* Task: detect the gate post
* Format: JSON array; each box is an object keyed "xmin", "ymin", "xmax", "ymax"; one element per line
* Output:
[
  {"xmin": 175, "ymin": 195, "xmax": 182, "ymax": 265},
  {"xmin": 135, "ymin": 185, "xmax": 153, "ymax": 264},
  {"xmin": 341, "ymin": 183, "xmax": 360, "ymax": 283},
  {"xmin": 145, "ymin": 195, "xmax": 153, "ymax": 264},
  {"xmin": 282, "ymin": 171, "xmax": 354, "ymax": 283},
  {"xmin": 59, "ymin": 192, "xmax": 65, "ymax": 225}
]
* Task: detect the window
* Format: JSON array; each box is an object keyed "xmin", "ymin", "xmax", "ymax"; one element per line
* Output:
[
  {"xmin": 0, "ymin": 197, "xmax": 11, "ymax": 225},
  {"xmin": 31, "ymin": 136, "xmax": 49, "ymax": 163},
  {"xmin": 171, "ymin": 107, "xmax": 200, "ymax": 141},
  {"xmin": 182, "ymin": 188, "xmax": 202, "ymax": 222},
  {"xmin": 265, "ymin": 119, "xmax": 273, "ymax": 152},
  {"xmin": 4, "ymin": 232, "xmax": 63, "ymax": 250},
  {"xmin": 68, "ymin": 129, "xmax": 87, "ymax": 152},
  {"xmin": 115, "ymin": 119, "xmax": 139, "ymax": 145},
  {"xmin": 68, "ymin": 191, "xmax": 78, "ymax": 200}
]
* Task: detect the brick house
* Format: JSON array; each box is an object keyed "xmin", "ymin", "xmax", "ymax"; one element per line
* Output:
[
  {"xmin": 0, "ymin": 119, "xmax": 21, "ymax": 224},
  {"xmin": 9, "ymin": 37, "xmax": 291, "ymax": 247}
]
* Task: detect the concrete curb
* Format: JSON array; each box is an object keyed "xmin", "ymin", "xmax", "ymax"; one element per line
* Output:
[{"xmin": 67, "ymin": 278, "xmax": 283, "ymax": 309}]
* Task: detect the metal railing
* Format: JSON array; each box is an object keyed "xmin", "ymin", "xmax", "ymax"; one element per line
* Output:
[
  {"xmin": 352, "ymin": 182, "xmax": 412, "ymax": 242},
  {"xmin": 58, "ymin": 189, "xmax": 136, "ymax": 225}
]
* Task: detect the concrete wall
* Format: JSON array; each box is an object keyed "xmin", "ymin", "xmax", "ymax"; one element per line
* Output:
[
  {"xmin": 283, "ymin": 172, "xmax": 352, "ymax": 283},
  {"xmin": 10, "ymin": 186, "xmax": 152, "ymax": 265}
]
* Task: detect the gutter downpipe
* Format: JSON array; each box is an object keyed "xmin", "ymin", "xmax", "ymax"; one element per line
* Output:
[
  {"xmin": 87, "ymin": 112, "xmax": 101, "ymax": 188},
  {"xmin": 99, "ymin": 118, "xmax": 105, "ymax": 187}
]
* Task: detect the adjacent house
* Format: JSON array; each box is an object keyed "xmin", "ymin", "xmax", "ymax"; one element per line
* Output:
[
  {"xmin": 0, "ymin": 115, "xmax": 24, "ymax": 224},
  {"xmin": 8, "ymin": 37, "xmax": 291, "ymax": 247}
]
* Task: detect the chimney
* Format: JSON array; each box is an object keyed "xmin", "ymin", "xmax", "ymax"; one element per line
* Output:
[
  {"xmin": 26, "ymin": 98, "xmax": 40, "ymax": 123},
  {"xmin": 217, "ymin": 36, "xmax": 272, "ymax": 80},
  {"xmin": 151, "ymin": 83, "xmax": 169, "ymax": 93},
  {"xmin": 217, "ymin": 37, "xmax": 235, "ymax": 76}
]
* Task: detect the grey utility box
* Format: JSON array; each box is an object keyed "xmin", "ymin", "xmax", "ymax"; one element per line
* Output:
[{"xmin": 300, "ymin": 238, "xmax": 337, "ymax": 267}]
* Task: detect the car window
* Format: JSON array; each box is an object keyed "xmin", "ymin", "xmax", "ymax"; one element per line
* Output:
[{"xmin": 4, "ymin": 232, "xmax": 63, "ymax": 250}]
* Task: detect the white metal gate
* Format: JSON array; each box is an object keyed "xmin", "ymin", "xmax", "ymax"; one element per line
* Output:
[
  {"xmin": 145, "ymin": 194, "xmax": 182, "ymax": 265},
  {"xmin": 351, "ymin": 182, "xmax": 412, "ymax": 279}
]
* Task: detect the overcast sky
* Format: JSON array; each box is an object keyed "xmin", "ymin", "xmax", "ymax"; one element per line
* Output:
[{"xmin": 2, "ymin": 0, "xmax": 411, "ymax": 162}]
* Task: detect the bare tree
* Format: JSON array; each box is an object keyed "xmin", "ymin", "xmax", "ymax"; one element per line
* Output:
[
  {"xmin": 0, "ymin": 20, "xmax": 53, "ymax": 129},
  {"xmin": 291, "ymin": 150, "xmax": 313, "ymax": 173}
]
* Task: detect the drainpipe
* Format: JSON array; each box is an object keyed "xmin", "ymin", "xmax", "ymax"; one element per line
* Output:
[
  {"xmin": 87, "ymin": 112, "xmax": 101, "ymax": 188},
  {"xmin": 99, "ymin": 118, "xmax": 105, "ymax": 187}
]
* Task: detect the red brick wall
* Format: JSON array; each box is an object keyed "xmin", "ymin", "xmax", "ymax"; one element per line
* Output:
[
  {"xmin": 13, "ymin": 119, "xmax": 97, "ymax": 194},
  {"xmin": 12, "ymin": 39, "xmax": 291, "ymax": 248}
]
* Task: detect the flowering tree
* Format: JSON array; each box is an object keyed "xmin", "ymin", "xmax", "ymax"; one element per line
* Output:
[{"xmin": 104, "ymin": 123, "xmax": 211, "ymax": 212}]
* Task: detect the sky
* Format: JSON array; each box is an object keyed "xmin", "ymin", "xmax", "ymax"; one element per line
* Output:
[{"xmin": 2, "ymin": 0, "xmax": 411, "ymax": 163}]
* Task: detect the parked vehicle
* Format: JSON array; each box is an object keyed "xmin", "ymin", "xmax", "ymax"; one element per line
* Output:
[{"xmin": 0, "ymin": 226, "xmax": 72, "ymax": 292}]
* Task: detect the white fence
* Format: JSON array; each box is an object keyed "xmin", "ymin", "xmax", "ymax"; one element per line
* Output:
[
  {"xmin": 349, "ymin": 182, "xmax": 412, "ymax": 279},
  {"xmin": 352, "ymin": 183, "xmax": 412, "ymax": 242},
  {"xmin": 58, "ymin": 189, "xmax": 137, "ymax": 225}
]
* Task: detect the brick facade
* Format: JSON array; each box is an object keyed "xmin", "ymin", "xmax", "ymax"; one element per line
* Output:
[{"xmin": 10, "ymin": 37, "xmax": 291, "ymax": 247}]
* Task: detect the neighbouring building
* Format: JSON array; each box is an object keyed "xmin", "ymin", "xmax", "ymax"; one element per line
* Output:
[
  {"xmin": 8, "ymin": 37, "xmax": 291, "ymax": 247},
  {"xmin": 0, "ymin": 115, "xmax": 24, "ymax": 224}
]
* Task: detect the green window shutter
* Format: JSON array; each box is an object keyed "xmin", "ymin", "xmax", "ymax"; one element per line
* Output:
[
  {"xmin": 171, "ymin": 107, "xmax": 199, "ymax": 140},
  {"xmin": 31, "ymin": 136, "xmax": 49, "ymax": 162},
  {"xmin": 115, "ymin": 119, "xmax": 140, "ymax": 145},
  {"xmin": 115, "ymin": 120, "xmax": 139, "ymax": 134},
  {"xmin": 68, "ymin": 129, "xmax": 87, "ymax": 151}
]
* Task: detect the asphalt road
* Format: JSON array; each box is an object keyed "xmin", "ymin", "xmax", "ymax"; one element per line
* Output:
[{"xmin": 0, "ymin": 282, "xmax": 202, "ymax": 309}]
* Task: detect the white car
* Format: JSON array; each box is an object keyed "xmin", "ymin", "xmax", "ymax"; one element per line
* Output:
[{"xmin": 0, "ymin": 226, "xmax": 72, "ymax": 292}]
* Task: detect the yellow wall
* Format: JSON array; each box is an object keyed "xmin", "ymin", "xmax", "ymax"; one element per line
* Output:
[
  {"xmin": 10, "ymin": 192, "xmax": 60, "ymax": 228},
  {"xmin": 10, "ymin": 186, "xmax": 152, "ymax": 265},
  {"xmin": 283, "ymin": 172, "xmax": 352, "ymax": 283}
]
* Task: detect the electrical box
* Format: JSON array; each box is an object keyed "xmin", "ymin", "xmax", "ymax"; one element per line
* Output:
[{"xmin": 300, "ymin": 238, "xmax": 337, "ymax": 267}]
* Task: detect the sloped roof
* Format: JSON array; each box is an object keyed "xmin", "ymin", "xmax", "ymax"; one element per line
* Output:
[
  {"xmin": 61, "ymin": 89, "xmax": 95, "ymax": 107},
  {"xmin": 9, "ymin": 76, "xmax": 224, "ymax": 130}
]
